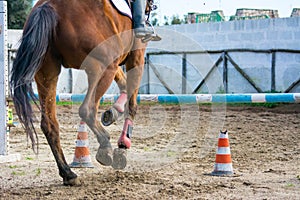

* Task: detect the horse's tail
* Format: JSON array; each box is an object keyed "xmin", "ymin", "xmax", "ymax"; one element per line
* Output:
[{"xmin": 10, "ymin": 3, "xmax": 57, "ymax": 151}]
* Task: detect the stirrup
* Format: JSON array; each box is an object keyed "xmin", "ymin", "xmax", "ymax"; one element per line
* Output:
[
  {"xmin": 140, "ymin": 22, "xmax": 162, "ymax": 42},
  {"xmin": 135, "ymin": 31, "xmax": 153, "ymax": 39},
  {"xmin": 141, "ymin": 33, "xmax": 161, "ymax": 43}
]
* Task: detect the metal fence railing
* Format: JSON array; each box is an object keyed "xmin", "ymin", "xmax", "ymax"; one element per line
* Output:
[
  {"xmin": 145, "ymin": 49, "xmax": 300, "ymax": 94},
  {"xmin": 8, "ymin": 48, "xmax": 300, "ymax": 94}
]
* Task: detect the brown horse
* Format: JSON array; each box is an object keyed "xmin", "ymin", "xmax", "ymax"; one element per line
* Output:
[{"xmin": 10, "ymin": 0, "xmax": 150, "ymax": 186}]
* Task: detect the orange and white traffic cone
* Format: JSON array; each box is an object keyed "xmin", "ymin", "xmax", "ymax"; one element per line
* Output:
[
  {"xmin": 210, "ymin": 130, "xmax": 233, "ymax": 176},
  {"xmin": 69, "ymin": 121, "xmax": 93, "ymax": 168}
]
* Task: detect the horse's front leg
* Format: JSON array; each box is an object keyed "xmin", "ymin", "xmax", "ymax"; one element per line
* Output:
[{"xmin": 112, "ymin": 43, "xmax": 146, "ymax": 169}]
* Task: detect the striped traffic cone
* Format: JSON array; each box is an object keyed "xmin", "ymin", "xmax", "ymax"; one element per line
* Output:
[
  {"xmin": 69, "ymin": 121, "xmax": 93, "ymax": 168},
  {"xmin": 210, "ymin": 130, "xmax": 233, "ymax": 176}
]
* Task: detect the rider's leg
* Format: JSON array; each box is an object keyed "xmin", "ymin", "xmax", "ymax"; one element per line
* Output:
[{"xmin": 132, "ymin": 0, "xmax": 153, "ymax": 38}]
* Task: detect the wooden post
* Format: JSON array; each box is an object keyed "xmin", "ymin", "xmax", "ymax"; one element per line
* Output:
[
  {"xmin": 146, "ymin": 54, "xmax": 150, "ymax": 94},
  {"xmin": 182, "ymin": 53, "xmax": 187, "ymax": 94},
  {"xmin": 222, "ymin": 52, "xmax": 228, "ymax": 93},
  {"xmin": 271, "ymin": 51, "xmax": 276, "ymax": 92}
]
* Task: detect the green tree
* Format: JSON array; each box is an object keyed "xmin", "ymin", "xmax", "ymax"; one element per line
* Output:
[
  {"xmin": 8, "ymin": 0, "xmax": 32, "ymax": 29},
  {"xmin": 170, "ymin": 15, "xmax": 182, "ymax": 25},
  {"xmin": 163, "ymin": 16, "xmax": 169, "ymax": 25},
  {"xmin": 183, "ymin": 15, "xmax": 189, "ymax": 24},
  {"xmin": 150, "ymin": 12, "xmax": 159, "ymax": 26}
]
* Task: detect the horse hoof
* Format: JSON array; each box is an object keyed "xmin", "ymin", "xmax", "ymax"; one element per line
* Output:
[
  {"xmin": 112, "ymin": 148, "xmax": 127, "ymax": 170},
  {"xmin": 63, "ymin": 177, "xmax": 81, "ymax": 186},
  {"xmin": 101, "ymin": 108, "xmax": 119, "ymax": 126},
  {"xmin": 96, "ymin": 148, "xmax": 113, "ymax": 166}
]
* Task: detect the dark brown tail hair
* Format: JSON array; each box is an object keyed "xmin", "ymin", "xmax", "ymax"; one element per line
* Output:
[{"xmin": 10, "ymin": 2, "xmax": 57, "ymax": 151}]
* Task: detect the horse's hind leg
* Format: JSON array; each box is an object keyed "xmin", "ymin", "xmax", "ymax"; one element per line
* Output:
[
  {"xmin": 101, "ymin": 66, "xmax": 127, "ymax": 126},
  {"xmin": 35, "ymin": 55, "xmax": 79, "ymax": 186}
]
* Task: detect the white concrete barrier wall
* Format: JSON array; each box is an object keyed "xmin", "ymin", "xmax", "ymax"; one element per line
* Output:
[
  {"xmin": 145, "ymin": 17, "xmax": 300, "ymax": 94},
  {"xmin": 8, "ymin": 17, "xmax": 300, "ymax": 94}
]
